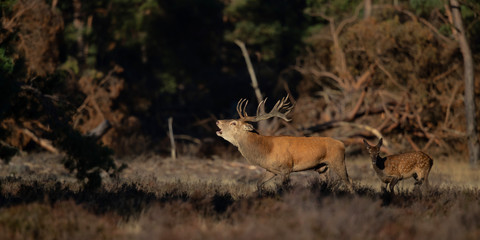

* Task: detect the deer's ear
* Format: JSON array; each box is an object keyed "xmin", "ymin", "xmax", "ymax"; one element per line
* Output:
[
  {"xmin": 243, "ymin": 123, "xmax": 254, "ymax": 131},
  {"xmin": 363, "ymin": 139, "xmax": 370, "ymax": 149},
  {"xmin": 377, "ymin": 138, "xmax": 383, "ymax": 147}
]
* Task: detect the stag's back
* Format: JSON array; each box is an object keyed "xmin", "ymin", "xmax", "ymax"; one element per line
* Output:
[{"xmin": 267, "ymin": 136, "xmax": 344, "ymax": 171}]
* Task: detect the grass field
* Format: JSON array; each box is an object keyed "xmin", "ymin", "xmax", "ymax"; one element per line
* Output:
[{"xmin": 1, "ymin": 153, "xmax": 480, "ymax": 239}]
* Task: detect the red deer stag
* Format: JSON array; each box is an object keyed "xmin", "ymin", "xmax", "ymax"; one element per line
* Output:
[
  {"xmin": 363, "ymin": 138, "xmax": 433, "ymax": 193},
  {"xmin": 216, "ymin": 96, "xmax": 353, "ymax": 191}
]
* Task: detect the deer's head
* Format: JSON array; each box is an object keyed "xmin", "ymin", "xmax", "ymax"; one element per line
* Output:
[
  {"xmin": 216, "ymin": 96, "xmax": 292, "ymax": 147},
  {"xmin": 363, "ymin": 138, "xmax": 383, "ymax": 164}
]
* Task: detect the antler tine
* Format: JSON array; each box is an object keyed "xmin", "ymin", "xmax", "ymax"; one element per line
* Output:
[
  {"xmin": 236, "ymin": 99, "xmax": 242, "ymax": 118},
  {"xmin": 236, "ymin": 99, "xmax": 246, "ymax": 118},
  {"xmin": 236, "ymin": 95, "xmax": 293, "ymax": 122},
  {"xmin": 279, "ymin": 95, "xmax": 293, "ymax": 112},
  {"xmin": 242, "ymin": 99, "xmax": 249, "ymax": 118},
  {"xmin": 256, "ymin": 98, "xmax": 267, "ymax": 116},
  {"xmin": 236, "ymin": 98, "xmax": 254, "ymax": 120},
  {"xmin": 248, "ymin": 95, "xmax": 293, "ymax": 122},
  {"xmin": 274, "ymin": 96, "xmax": 293, "ymax": 113}
]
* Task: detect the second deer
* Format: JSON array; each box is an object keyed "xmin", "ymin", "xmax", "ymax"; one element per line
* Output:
[{"xmin": 363, "ymin": 138, "xmax": 433, "ymax": 193}]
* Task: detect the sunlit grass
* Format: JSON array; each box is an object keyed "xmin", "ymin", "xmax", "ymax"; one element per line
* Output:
[{"xmin": 1, "ymin": 154, "xmax": 480, "ymax": 239}]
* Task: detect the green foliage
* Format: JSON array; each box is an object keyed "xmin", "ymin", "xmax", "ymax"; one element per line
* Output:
[
  {"xmin": 0, "ymin": 49, "xmax": 14, "ymax": 75},
  {"xmin": 409, "ymin": 0, "xmax": 444, "ymax": 16},
  {"xmin": 0, "ymin": 0, "xmax": 123, "ymax": 190},
  {"xmin": 225, "ymin": 0, "xmax": 308, "ymax": 62},
  {"xmin": 59, "ymin": 56, "xmax": 79, "ymax": 75},
  {"xmin": 0, "ymin": 0, "xmax": 16, "ymax": 13},
  {"xmin": 0, "ymin": 53, "xmax": 19, "ymax": 118},
  {"xmin": 305, "ymin": 0, "xmax": 363, "ymax": 18}
]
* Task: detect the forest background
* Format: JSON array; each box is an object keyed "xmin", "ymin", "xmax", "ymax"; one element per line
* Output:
[{"xmin": 1, "ymin": 0, "xmax": 480, "ymax": 187}]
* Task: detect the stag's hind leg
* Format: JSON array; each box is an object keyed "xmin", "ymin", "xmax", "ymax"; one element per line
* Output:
[
  {"xmin": 329, "ymin": 161, "xmax": 353, "ymax": 192},
  {"xmin": 324, "ymin": 145, "xmax": 353, "ymax": 192},
  {"xmin": 315, "ymin": 163, "xmax": 329, "ymax": 182},
  {"xmin": 257, "ymin": 171, "xmax": 276, "ymax": 190}
]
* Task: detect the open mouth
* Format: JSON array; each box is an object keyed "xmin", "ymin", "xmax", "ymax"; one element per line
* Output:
[{"xmin": 216, "ymin": 121, "xmax": 222, "ymax": 136}]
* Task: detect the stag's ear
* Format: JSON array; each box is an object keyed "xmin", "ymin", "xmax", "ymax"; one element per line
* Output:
[
  {"xmin": 363, "ymin": 139, "xmax": 371, "ymax": 149},
  {"xmin": 243, "ymin": 123, "xmax": 254, "ymax": 132}
]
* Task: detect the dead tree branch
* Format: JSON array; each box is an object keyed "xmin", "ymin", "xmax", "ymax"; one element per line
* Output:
[
  {"xmin": 234, "ymin": 39, "xmax": 264, "ymax": 107},
  {"xmin": 337, "ymin": 121, "xmax": 389, "ymax": 147},
  {"xmin": 22, "ymin": 128, "xmax": 59, "ymax": 154},
  {"xmin": 346, "ymin": 88, "xmax": 367, "ymax": 121},
  {"xmin": 168, "ymin": 117, "xmax": 176, "ymax": 160}
]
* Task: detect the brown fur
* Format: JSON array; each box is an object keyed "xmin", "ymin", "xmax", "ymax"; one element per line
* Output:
[
  {"xmin": 363, "ymin": 138, "xmax": 433, "ymax": 193},
  {"xmin": 217, "ymin": 119, "xmax": 353, "ymax": 191}
]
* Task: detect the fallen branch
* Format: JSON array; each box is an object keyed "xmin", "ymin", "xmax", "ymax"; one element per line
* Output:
[
  {"xmin": 375, "ymin": 58, "xmax": 407, "ymax": 91},
  {"xmin": 405, "ymin": 135, "xmax": 421, "ymax": 151},
  {"xmin": 22, "ymin": 128, "xmax": 59, "ymax": 154},
  {"xmin": 346, "ymin": 88, "xmax": 367, "ymax": 121},
  {"xmin": 443, "ymin": 82, "xmax": 461, "ymax": 128},
  {"xmin": 337, "ymin": 121, "xmax": 389, "ymax": 147},
  {"xmin": 174, "ymin": 135, "xmax": 202, "ymax": 145},
  {"xmin": 353, "ymin": 64, "xmax": 375, "ymax": 90},
  {"xmin": 303, "ymin": 101, "xmax": 395, "ymax": 134},
  {"xmin": 341, "ymin": 137, "xmax": 393, "ymax": 155}
]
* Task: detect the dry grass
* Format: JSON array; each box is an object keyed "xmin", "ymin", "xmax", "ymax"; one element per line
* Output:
[{"xmin": 1, "ymin": 153, "xmax": 480, "ymax": 239}]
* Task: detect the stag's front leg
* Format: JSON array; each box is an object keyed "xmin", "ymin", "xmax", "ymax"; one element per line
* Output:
[
  {"xmin": 257, "ymin": 171, "xmax": 276, "ymax": 190},
  {"xmin": 280, "ymin": 173, "xmax": 291, "ymax": 186}
]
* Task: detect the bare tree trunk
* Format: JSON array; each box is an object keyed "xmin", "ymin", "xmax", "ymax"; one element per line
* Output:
[
  {"xmin": 168, "ymin": 117, "xmax": 176, "ymax": 160},
  {"xmin": 73, "ymin": 0, "xmax": 84, "ymax": 61},
  {"xmin": 364, "ymin": 0, "xmax": 372, "ymax": 19},
  {"xmin": 450, "ymin": 0, "xmax": 480, "ymax": 167},
  {"xmin": 234, "ymin": 40, "xmax": 268, "ymax": 132},
  {"xmin": 233, "ymin": 40, "xmax": 264, "ymax": 106}
]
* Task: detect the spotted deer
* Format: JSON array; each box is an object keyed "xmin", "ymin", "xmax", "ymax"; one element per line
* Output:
[
  {"xmin": 363, "ymin": 138, "xmax": 433, "ymax": 193},
  {"xmin": 216, "ymin": 96, "xmax": 353, "ymax": 191}
]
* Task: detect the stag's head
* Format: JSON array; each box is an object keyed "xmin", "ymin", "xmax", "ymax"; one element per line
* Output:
[
  {"xmin": 363, "ymin": 138, "xmax": 383, "ymax": 163},
  {"xmin": 216, "ymin": 96, "xmax": 293, "ymax": 146}
]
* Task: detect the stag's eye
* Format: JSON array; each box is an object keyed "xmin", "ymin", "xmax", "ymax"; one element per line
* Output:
[{"xmin": 231, "ymin": 122, "xmax": 236, "ymax": 126}]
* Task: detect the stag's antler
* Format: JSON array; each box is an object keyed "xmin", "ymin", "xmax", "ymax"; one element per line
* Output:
[
  {"xmin": 236, "ymin": 95, "xmax": 293, "ymax": 122},
  {"xmin": 236, "ymin": 98, "xmax": 249, "ymax": 119}
]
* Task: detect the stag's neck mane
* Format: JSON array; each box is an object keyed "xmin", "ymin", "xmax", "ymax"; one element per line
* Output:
[{"xmin": 236, "ymin": 131, "xmax": 273, "ymax": 166}]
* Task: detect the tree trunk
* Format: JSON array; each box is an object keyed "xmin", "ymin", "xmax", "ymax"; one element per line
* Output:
[
  {"xmin": 234, "ymin": 40, "xmax": 268, "ymax": 132},
  {"xmin": 73, "ymin": 0, "xmax": 84, "ymax": 61},
  {"xmin": 450, "ymin": 0, "xmax": 480, "ymax": 167},
  {"xmin": 364, "ymin": 0, "xmax": 372, "ymax": 19}
]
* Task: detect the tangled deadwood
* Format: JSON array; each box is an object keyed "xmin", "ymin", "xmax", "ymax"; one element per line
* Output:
[
  {"xmin": 294, "ymin": 5, "xmax": 477, "ymax": 155},
  {"xmin": 1, "ymin": 0, "xmax": 63, "ymax": 77}
]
